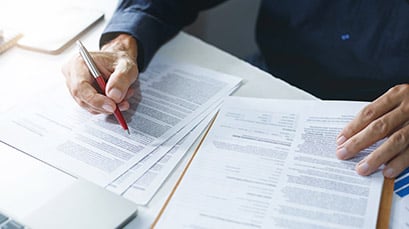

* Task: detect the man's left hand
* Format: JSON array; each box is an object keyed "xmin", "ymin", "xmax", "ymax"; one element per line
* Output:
[{"xmin": 336, "ymin": 84, "xmax": 409, "ymax": 178}]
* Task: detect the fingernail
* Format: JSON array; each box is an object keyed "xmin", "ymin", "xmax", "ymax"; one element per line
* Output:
[
  {"xmin": 384, "ymin": 168, "xmax": 395, "ymax": 178},
  {"xmin": 336, "ymin": 135, "xmax": 346, "ymax": 145},
  {"xmin": 118, "ymin": 102, "xmax": 129, "ymax": 111},
  {"xmin": 357, "ymin": 162, "xmax": 370, "ymax": 175},
  {"xmin": 102, "ymin": 104, "xmax": 115, "ymax": 113},
  {"xmin": 336, "ymin": 147, "xmax": 348, "ymax": 159},
  {"xmin": 108, "ymin": 88, "xmax": 122, "ymax": 101}
]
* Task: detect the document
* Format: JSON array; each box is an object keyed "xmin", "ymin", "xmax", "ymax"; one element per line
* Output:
[
  {"xmin": 390, "ymin": 168, "xmax": 409, "ymax": 228},
  {"xmin": 0, "ymin": 59, "xmax": 241, "ymax": 188},
  {"xmin": 394, "ymin": 168, "xmax": 409, "ymax": 198},
  {"xmin": 390, "ymin": 195, "xmax": 409, "ymax": 228},
  {"xmin": 106, "ymin": 101, "xmax": 222, "ymax": 194},
  {"xmin": 119, "ymin": 113, "xmax": 214, "ymax": 205},
  {"xmin": 154, "ymin": 97, "xmax": 384, "ymax": 229}
]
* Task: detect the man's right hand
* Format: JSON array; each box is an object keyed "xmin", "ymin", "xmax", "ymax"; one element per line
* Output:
[{"xmin": 62, "ymin": 34, "xmax": 139, "ymax": 115}]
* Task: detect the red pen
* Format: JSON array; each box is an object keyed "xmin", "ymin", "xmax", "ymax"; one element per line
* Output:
[{"xmin": 76, "ymin": 40, "xmax": 130, "ymax": 135}]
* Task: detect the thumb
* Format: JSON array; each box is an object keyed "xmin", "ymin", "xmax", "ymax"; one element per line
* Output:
[{"xmin": 105, "ymin": 55, "xmax": 138, "ymax": 103}]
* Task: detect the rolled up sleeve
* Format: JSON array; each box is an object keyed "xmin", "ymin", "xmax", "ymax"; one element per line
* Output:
[{"xmin": 100, "ymin": 0, "xmax": 226, "ymax": 71}]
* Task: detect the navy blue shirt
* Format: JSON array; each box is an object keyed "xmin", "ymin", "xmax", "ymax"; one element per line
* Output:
[{"xmin": 101, "ymin": 0, "xmax": 409, "ymax": 101}]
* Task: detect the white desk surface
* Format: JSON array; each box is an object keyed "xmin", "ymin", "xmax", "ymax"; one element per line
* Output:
[{"xmin": 0, "ymin": 0, "xmax": 315, "ymax": 228}]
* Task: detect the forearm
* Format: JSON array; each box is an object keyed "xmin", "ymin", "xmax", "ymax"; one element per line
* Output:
[{"xmin": 100, "ymin": 0, "xmax": 227, "ymax": 71}]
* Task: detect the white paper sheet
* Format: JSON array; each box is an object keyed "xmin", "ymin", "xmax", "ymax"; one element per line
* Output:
[
  {"xmin": 119, "ymin": 112, "xmax": 215, "ymax": 205},
  {"xmin": 106, "ymin": 99, "xmax": 224, "ymax": 194},
  {"xmin": 0, "ymin": 60, "xmax": 241, "ymax": 189},
  {"xmin": 155, "ymin": 97, "xmax": 384, "ymax": 229},
  {"xmin": 390, "ymin": 168, "xmax": 409, "ymax": 228},
  {"xmin": 390, "ymin": 194, "xmax": 409, "ymax": 228}
]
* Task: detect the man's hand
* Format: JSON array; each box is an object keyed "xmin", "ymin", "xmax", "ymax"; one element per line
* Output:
[
  {"xmin": 62, "ymin": 34, "xmax": 138, "ymax": 114},
  {"xmin": 336, "ymin": 84, "xmax": 409, "ymax": 178}
]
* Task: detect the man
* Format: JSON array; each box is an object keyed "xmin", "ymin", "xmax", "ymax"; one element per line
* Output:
[{"xmin": 63, "ymin": 0, "xmax": 409, "ymax": 178}]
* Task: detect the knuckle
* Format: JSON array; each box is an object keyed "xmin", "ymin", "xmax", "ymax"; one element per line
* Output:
[
  {"xmin": 399, "ymin": 84, "xmax": 409, "ymax": 92},
  {"xmin": 349, "ymin": 138, "xmax": 360, "ymax": 146},
  {"xmin": 348, "ymin": 137, "xmax": 360, "ymax": 148},
  {"xmin": 78, "ymin": 101, "xmax": 86, "ymax": 107},
  {"xmin": 382, "ymin": 95, "xmax": 394, "ymax": 106},
  {"xmin": 76, "ymin": 81, "xmax": 95, "ymax": 100},
  {"xmin": 83, "ymin": 91, "xmax": 97, "ymax": 103},
  {"xmin": 361, "ymin": 106, "xmax": 376, "ymax": 122},
  {"xmin": 71, "ymin": 86, "xmax": 81, "ymax": 98},
  {"xmin": 400, "ymin": 101, "xmax": 409, "ymax": 114},
  {"xmin": 124, "ymin": 60, "xmax": 138, "ymax": 77},
  {"xmin": 390, "ymin": 132, "xmax": 408, "ymax": 146},
  {"xmin": 71, "ymin": 81, "xmax": 88, "ymax": 98},
  {"xmin": 70, "ymin": 79, "xmax": 89, "ymax": 98},
  {"xmin": 389, "ymin": 84, "xmax": 405, "ymax": 93},
  {"xmin": 388, "ymin": 84, "xmax": 409, "ymax": 96},
  {"xmin": 369, "ymin": 119, "xmax": 389, "ymax": 136},
  {"xmin": 388, "ymin": 85, "xmax": 399, "ymax": 94}
]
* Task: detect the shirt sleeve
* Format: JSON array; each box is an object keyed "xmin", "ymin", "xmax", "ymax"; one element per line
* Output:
[{"xmin": 100, "ymin": 0, "xmax": 226, "ymax": 71}]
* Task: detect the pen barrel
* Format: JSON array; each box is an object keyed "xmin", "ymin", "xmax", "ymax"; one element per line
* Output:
[
  {"xmin": 78, "ymin": 41, "xmax": 129, "ymax": 133},
  {"xmin": 95, "ymin": 75, "xmax": 107, "ymax": 93},
  {"xmin": 113, "ymin": 108, "xmax": 129, "ymax": 131},
  {"xmin": 96, "ymin": 75, "xmax": 128, "ymax": 131}
]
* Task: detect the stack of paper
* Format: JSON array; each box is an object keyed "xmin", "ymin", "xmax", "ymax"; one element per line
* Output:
[
  {"xmin": 154, "ymin": 97, "xmax": 384, "ymax": 229},
  {"xmin": 0, "ymin": 58, "xmax": 242, "ymax": 205}
]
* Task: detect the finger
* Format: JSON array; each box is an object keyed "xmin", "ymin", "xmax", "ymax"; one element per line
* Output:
[
  {"xmin": 90, "ymin": 52, "xmax": 115, "ymax": 80},
  {"xmin": 71, "ymin": 84, "xmax": 115, "ymax": 114},
  {"xmin": 118, "ymin": 101, "xmax": 130, "ymax": 111},
  {"xmin": 115, "ymin": 87, "xmax": 135, "ymax": 111},
  {"xmin": 383, "ymin": 148, "xmax": 409, "ymax": 178},
  {"xmin": 125, "ymin": 87, "xmax": 135, "ymax": 100},
  {"xmin": 67, "ymin": 68, "xmax": 116, "ymax": 114},
  {"xmin": 85, "ymin": 106, "xmax": 102, "ymax": 115},
  {"xmin": 355, "ymin": 125, "xmax": 409, "ymax": 176},
  {"xmin": 337, "ymin": 88, "xmax": 400, "ymax": 144},
  {"xmin": 105, "ymin": 57, "xmax": 138, "ymax": 103},
  {"xmin": 336, "ymin": 103, "xmax": 409, "ymax": 160},
  {"xmin": 64, "ymin": 54, "xmax": 118, "ymax": 114},
  {"xmin": 72, "ymin": 94, "xmax": 112, "ymax": 115}
]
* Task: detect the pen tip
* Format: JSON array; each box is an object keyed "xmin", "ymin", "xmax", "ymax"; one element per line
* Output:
[{"xmin": 126, "ymin": 129, "xmax": 130, "ymax": 135}]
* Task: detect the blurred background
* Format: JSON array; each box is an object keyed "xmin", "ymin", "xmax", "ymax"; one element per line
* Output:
[
  {"xmin": 185, "ymin": 0, "xmax": 261, "ymax": 60},
  {"xmin": 0, "ymin": 0, "xmax": 261, "ymax": 60}
]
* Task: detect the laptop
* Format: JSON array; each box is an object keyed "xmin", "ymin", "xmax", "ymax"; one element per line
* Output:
[{"xmin": 0, "ymin": 144, "xmax": 138, "ymax": 229}]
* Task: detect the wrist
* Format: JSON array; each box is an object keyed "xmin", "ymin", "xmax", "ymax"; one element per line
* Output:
[{"xmin": 101, "ymin": 34, "xmax": 138, "ymax": 60}]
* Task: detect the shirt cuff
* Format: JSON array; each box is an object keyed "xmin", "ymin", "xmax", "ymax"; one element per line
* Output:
[{"xmin": 100, "ymin": 11, "xmax": 179, "ymax": 71}]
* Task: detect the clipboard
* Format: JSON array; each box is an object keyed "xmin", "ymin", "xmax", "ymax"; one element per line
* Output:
[{"xmin": 152, "ymin": 113, "xmax": 395, "ymax": 229}]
